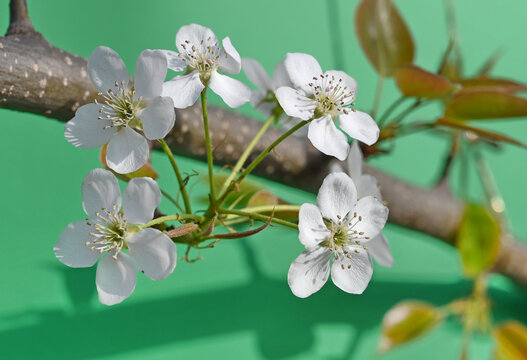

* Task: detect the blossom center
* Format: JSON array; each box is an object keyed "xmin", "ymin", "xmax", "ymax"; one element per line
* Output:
[
  {"xmin": 96, "ymin": 81, "xmax": 144, "ymax": 129},
  {"xmin": 86, "ymin": 205, "xmax": 128, "ymax": 259},
  {"xmin": 308, "ymin": 74, "xmax": 355, "ymax": 118},
  {"xmin": 179, "ymin": 37, "xmax": 222, "ymax": 83},
  {"xmin": 321, "ymin": 212, "xmax": 369, "ymax": 254}
]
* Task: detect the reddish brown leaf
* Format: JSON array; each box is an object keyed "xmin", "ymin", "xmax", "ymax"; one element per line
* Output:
[
  {"xmin": 437, "ymin": 118, "xmax": 527, "ymax": 149},
  {"xmin": 395, "ymin": 65, "xmax": 458, "ymax": 99},
  {"xmin": 355, "ymin": 0, "xmax": 414, "ymax": 76},
  {"xmin": 459, "ymin": 78, "xmax": 527, "ymax": 93},
  {"xmin": 438, "ymin": 40, "xmax": 463, "ymax": 81},
  {"xmin": 445, "ymin": 90, "xmax": 527, "ymax": 120}
]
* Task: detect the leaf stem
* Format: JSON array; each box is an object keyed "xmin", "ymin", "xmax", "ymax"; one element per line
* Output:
[{"xmin": 158, "ymin": 139, "xmax": 192, "ymax": 214}]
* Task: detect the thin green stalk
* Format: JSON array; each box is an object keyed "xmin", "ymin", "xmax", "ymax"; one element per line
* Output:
[
  {"xmin": 235, "ymin": 120, "xmax": 309, "ymax": 187},
  {"xmin": 378, "ymin": 96, "xmax": 405, "ymax": 127},
  {"xmin": 140, "ymin": 214, "xmax": 204, "ymax": 229},
  {"xmin": 237, "ymin": 204, "xmax": 300, "ymax": 214},
  {"xmin": 219, "ymin": 208, "xmax": 298, "ymax": 230},
  {"xmin": 218, "ymin": 113, "xmax": 277, "ymax": 197},
  {"xmin": 160, "ymin": 188, "xmax": 184, "ymax": 212},
  {"xmin": 158, "ymin": 139, "xmax": 192, "ymax": 214},
  {"xmin": 370, "ymin": 75, "xmax": 385, "ymax": 118},
  {"xmin": 201, "ymin": 88, "xmax": 216, "ymax": 203},
  {"xmin": 390, "ymin": 99, "xmax": 424, "ymax": 125},
  {"xmin": 198, "ymin": 119, "xmax": 309, "ymax": 233}
]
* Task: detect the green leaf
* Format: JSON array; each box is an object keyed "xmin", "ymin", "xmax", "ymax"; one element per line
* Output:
[
  {"xmin": 355, "ymin": 0, "xmax": 414, "ymax": 76},
  {"xmin": 379, "ymin": 301, "xmax": 443, "ymax": 352},
  {"xmin": 456, "ymin": 204, "xmax": 501, "ymax": 278},
  {"xmin": 247, "ymin": 190, "xmax": 279, "ymax": 208},
  {"xmin": 395, "ymin": 65, "xmax": 458, "ymax": 99},
  {"xmin": 494, "ymin": 321, "xmax": 527, "ymax": 360},
  {"xmin": 445, "ymin": 90, "xmax": 527, "ymax": 120}
]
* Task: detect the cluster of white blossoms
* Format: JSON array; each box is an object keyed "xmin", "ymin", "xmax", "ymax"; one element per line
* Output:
[{"xmin": 57, "ymin": 23, "xmax": 390, "ymax": 305}]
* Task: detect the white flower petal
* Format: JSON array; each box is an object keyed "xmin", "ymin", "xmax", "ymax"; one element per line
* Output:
[
  {"xmin": 127, "ymin": 228, "xmax": 177, "ymax": 281},
  {"xmin": 242, "ymin": 58, "xmax": 273, "ymax": 91},
  {"xmin": 288, "ymin": 247, "xmax": 332, "ymax": 298},
  {"xmin": 272, "ymin": 60, "xmax": 292, "ymax": 89},
  {"xmin": 298, "ymin": 203, "xmax": 331, "ymax": 249},
  {"xmin": 331, "ymin": 247, "xmax": 373, "ymax": 294},
  {"xmin": 54, "ymin": 220, "xmax": 101, "ymax": 268},
  {"xmin": 275, "ymin": 86, "xmax": 316, "ymax": 120},
  {"xmin": 88, "ymin": 46, "xmax": 129, "ymax": 93},
  {"xmin": 308, "ymin": 115, "xmax": 350, "ymax": 161},
  {"xmin": 160, "ymin": 50, "xmax": 187, "ymax": 72},
  {"xmin": 317, "ymin": 172, "xmax": 357, "ymax": 222},
  {"xmin": 106, "ymin": 126, "xmax": 149, "ymax": 174},
  {"xmin": 339, "ymin": 111, "xmax": 379, "ymax": 146},
  {"xmin": 82, "ymin": 168, "xmax": 122, "ymax": 219},
  {"xmin": 96, "ymin": 252, "xmax": 137, "ymax": 306},
  {"xmin": 135, "ymin": 49, "xmax": 167, "ymax": 99},
  {"xmin": 368, "ymin": 234, "xmax": 394, "ymax": 267},
  {"xmin": 138, "ymin": 96, "xmax": 175, "ymax": 140},
  {"xmin": 218, "ymin": 37, "xmax": 242, "ymax": 74},
  {"xmin": 352, "ymin": 196, "xmax": 389, "ymax": 240},
  {"xmin": 162, "ymin": 71, "xmax": 204, "ymax": 109},
  {"xmin": 176, "ymin": 24, "xmax": 217, "ymax": 54},
  {"xmin": 64, "ymin": 103, "xmax": 116, "ymax": 149},
  {"xmin": 357, "ymin": 174, "xmax": 382, "ymax": 199},
  {"xmin": 347, "ymin": 141, "xmax": 363, "ymax": 182},
  {"xmin": 284, "ymin": 53, "xmax": 323, "ymax": 94},
  {"xmin": 209, "ymin": 71, "xmax": 251, "ymax": 108},
  {"xmin": 325, "ymin": 70, "xmax": 357, "ymax": 105},
  {"xmin": 123, "ymin": 177, "xmax": 161, "ymax": 225},
  {"xmin": 250, "ymin": 90, "xmax": 274, "ymax": 117}
]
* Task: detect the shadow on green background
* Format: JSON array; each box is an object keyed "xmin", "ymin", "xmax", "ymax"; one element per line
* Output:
[{"xmin": 1, "ymin": 0, "xmax": 527, "ymax": 359}]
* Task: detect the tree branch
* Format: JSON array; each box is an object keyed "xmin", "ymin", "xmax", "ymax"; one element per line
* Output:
[{"xmin": 2, "ymin": 1, "xmax": 527, "ymax": 290}]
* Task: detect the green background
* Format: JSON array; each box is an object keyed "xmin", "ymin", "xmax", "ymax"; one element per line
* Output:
[{"xmin": 1, "ymin": 0, "xmax": 526, "ymax": 359}]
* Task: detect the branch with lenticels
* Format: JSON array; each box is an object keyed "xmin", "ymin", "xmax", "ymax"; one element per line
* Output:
[{"xmin": 2, "ymin": 0, "xmax": 526, "ymax": 290}]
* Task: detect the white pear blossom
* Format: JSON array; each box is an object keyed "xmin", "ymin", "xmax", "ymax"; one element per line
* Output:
[
  {"xmin": 162, "ymin": 24, "xmax": 251, "ymax": 108},
  {"xmin": 242, "ymin": 57, "xmax": 292, "ymax": 116},
  {"xmin": 288, "ymin": 172, "xmax": 388, "ymax": 298},
  {"xmin": 64, "ymin": 46, "xmax": 175, "ymax": 174},
  {"xmin": 54, "ymin": 169, "xmax": 177, "ymax": 305},
  {"xmin": 331, "ymin": 142, "xmax": 394, "ymax": 267},
  {"xmin": 276, "ymin": 53, "xmax": 379, "ymax": 161}
]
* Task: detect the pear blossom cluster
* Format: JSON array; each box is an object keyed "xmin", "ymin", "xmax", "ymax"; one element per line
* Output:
[{"xmin": 57, "ymin": 23, "xmax": 390, "ymax": 305}]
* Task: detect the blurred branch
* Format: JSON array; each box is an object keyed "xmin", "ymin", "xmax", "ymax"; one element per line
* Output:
[{"xmin": 2, "ymin": 0, "xmax": 527, "ymax": 290}]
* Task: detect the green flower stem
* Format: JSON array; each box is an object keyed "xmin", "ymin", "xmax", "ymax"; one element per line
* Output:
[
  {"xmin": 140, "ymin": 214, "xmax": 204, "ymax": 229},
  {"xmin": 197, "ymin": 119, "xmax": 309, "ymax": 234},
  {"xmin": 378, "ymin": 96, "xmax": 406, "ymax": 127},
  {"xmin": 158, "ymin": 139, "xmax": 192, "ymax": 214},
  {"xmin": 219, "ymin": 208, "xmax": 299, "ymax": 230},
  {"xmin": 218, "ymin": 112, "xmax": 277, "ymax": 198},
  {"xmin": 370, "ymin": 75, "xmax": 385, "ymax": 118},
  {"xmin": 234, "ymin": 120, "xmax": 309, "ymax": 188},
  {"xmin": 160, "ymin": 188, "xmax": 184, "ymax": 213},
  {"xmin": 201, "ymin": 88, "xmax": 216, "ymax": 203},
  {"xmin": 236, "ymin": 204, "xmax": 300, "ymax": 214}
]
